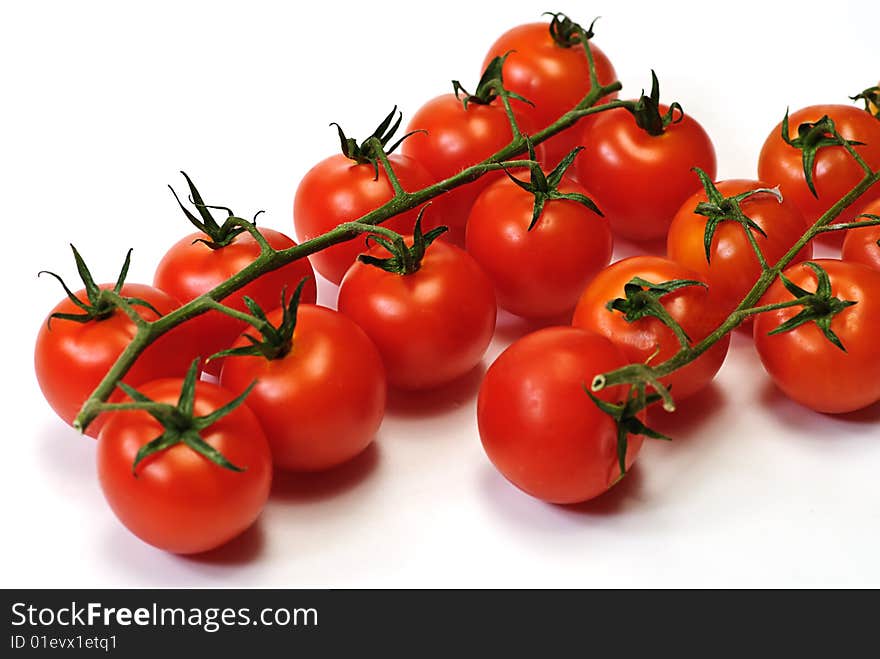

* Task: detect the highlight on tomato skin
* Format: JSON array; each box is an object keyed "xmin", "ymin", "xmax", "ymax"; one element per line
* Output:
[
  {"xmin": 572, "ymin": 256, "xmax": 730, "ymax": 402},
  {"xmin": 293, "ymin": 152, "xmax": 435, "ymax": 282},
  {"xmin": 34, "ymin": 282, "xmax": 201, "ymax": 438},
  {"xmin": 154, "ymin": 227, "xmax": 317, "ymax": 376},
  {"xmin": 219, "ymin": 304, "xmax": 387, "ymax": 473},
  {"xmin": 757, "ymin": 104, "xmax": 880, "ymax": 227},
  {"xmin": 465, "ymin": 173, "xmax": 613, "ymax": 319},
  {"xmin": 481, "ymin": 19, "xmax": 618, "ymax": 171},
  {"xmin": 753, "ymin": 259, "xmax": 880, "ymax": 415},
  {"xmin": 575, "ymin": 102, "xmax": 717, "ymax": 242},
  {"xmin": 667, "ymin": 178, "xmax": 813, "ymax": 318},
  {"xmin": 477, "ymin": 326, "xmax": 643, "ymax": 505},
  {"xmin": 841, "ymin": 198, "xmax": 880, "ymax": 272},
  {"xmin": 96, "ymin": 378, "xmax": 272, "ymax": 555},
  {"xmin": 337, "ymin": 235, "xmax": 497, "ymax": 391}
]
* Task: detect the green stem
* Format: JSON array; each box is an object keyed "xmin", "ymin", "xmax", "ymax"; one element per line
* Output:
[
  {"xmin": 595, "ymin": 168, "xmax": 880, "ymax": 392},
  {"xmin": 817, "ymin": 217, "xmax": 880, "ymax": 233}
]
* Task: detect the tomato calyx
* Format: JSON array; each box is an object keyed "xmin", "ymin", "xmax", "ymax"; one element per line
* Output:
[
  {"xmin": 330, "ymin": 106, "xmax": 423, "ymax": 178},
  {"xmin": 780, "ymin": 111, "xmax": 866, "ymax": 198},
  {"xmin": 452, "ymin": 54, "xmax": 531, "ymax": 110},
  {"xmin": 850, "ymin": 85, "xmax": 880, "ymax": 120},
  {"xmin": 692, "ymin": 168, "xmax": 781, "ymax": 263},
  {"xmin": 584, "ymin": 384, "xmax": 671, "ymax": 478},
  {"xmin": 108, "ymin": 360, "xmax": 254, "ymax": 475},
  {"xmin": 503, "ymin": 142, "xmax": 603, "ymax": 230},
  {"xmin": 356, "ymin": 209, "xmax": 447, "ymax": 275},
  {"xmin": 619, "ymin": 70, "xmax": 683, "ymax": 137},
  {"xmin": 209, "ymin": 278, "xmax": 309, "ymax": 362},
  {"xmin": 543, "ymin": 12, "xmax": 597, "ymax": 48},
  {"xmin": 169, "ymin": 171, "xmax": 261, "ymax": 250},
  {"xmin": 767, "ymin": 261, "xmax": 857, "ymax": 352},
  {"xmin": 38, "ymin": 245, "xmax": 161, "ymax": 327},
  {"xmin": 606, "ymin": 277, "xmax": 707, "ymax": 349}
]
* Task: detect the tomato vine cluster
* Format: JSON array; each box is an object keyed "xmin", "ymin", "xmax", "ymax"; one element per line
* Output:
[{"xmin": 34, "ymin": 14, "xmax": 880, "ymax": 553}]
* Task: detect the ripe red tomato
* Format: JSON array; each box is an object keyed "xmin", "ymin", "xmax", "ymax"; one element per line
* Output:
[
  {"xmin": 465, "ymin": 174, "xmax": 612, "ymax": 318},
  {"xmin": 753, "ymin": 259, "xmax": 880, "ymax": 414},
  {"xmin": 154, "ymin": 227, "xmax": 316, "ymax": 375},
  {"xmin": 572, "ymin": 256, "xmax": 729, "ymax": 401},
  {"xmin": 35, "ymin": 283, "xmax": 200, "ymax": 438},
  {"xmin": 482, "ymin": 19, "xmax": 617, "ymax": 169},
  {"xmin": 477, "ymin": 327, "xmax": 643, "ymax": 504},
  {"xmin": 842, "ymin": 198, "xmax": 880, "ymax": 271},
  {"xmin": 667, "ymin": 179, "xmax": 813, "ymax": 316},
  {"xmin": 294, "ymin": 152, "xmax": 434, "ymax": 283},
  {"xmin": 337, "ymin": 237, "xmax": 496, "ymax": 390},
  {"xmin": 576, "ymin": 104, "xmax": 716, "ymax": 241},
  {"xmin": 402, "ymin": 95, "xmax": 541, "ymax": 244},
  {"xmin": 97, "ymin": 378, "xmax": 272, "ymax": 554},
  {"xmin": 757, "ymin": 105, "xmax": 880, "ymax": 226},
  {"xmin": 219, "ymin": 304, "xmax": 386, "ymax": 471}
]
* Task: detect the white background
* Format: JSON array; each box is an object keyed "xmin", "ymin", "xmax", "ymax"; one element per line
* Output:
[{"xmin": 2, "ymin": 0, "xmax": 879, "ymax": 588}]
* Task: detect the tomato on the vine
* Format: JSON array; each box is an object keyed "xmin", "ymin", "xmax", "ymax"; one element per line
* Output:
[
  {"xmin": 757, "ymin": 104, "xmax": 880, "ymax": 226},
  {"xmin": 575, "ymin": 85, "xmax": 716, "ymax": 241},
  {"xmin": 465, "ymin": 153, "xmax": 612, "ymax": 318},
  {"xmin": 337, "ymin": 221, "xmax": 496, "ymax": 390},
  {"xmin": 667, "ymin": 178, "xmax": 813, "ymax": 316},
  {"xmin": 477, "ymin": 327, "xmax": 643, "ymax": 504},
  {"xmin": 35, "ymin": 248, "xmax": 200, "ymax": 438},
  {"xmin": 482, "ymin": 13, "xmax": 617, "ymax": 170},
  {"xmin": 155, "ymin": 173, "xmax": 316, "ymax": 375},
  {"xmin": 402, "ymin": 57, "xmax": 542, "ymax": 244},
  {"xmin": 219, "ymin": 291, "xmax": 386, "ymax": 472},
  {"xmin": 572, "ymin": 256, "xmax": 730, "ymax": 401},
  {"xmin": 842, "ymin": 198, "xmax": 880, "ymax": 271},
  {"xmin": 97, "ymin": 372, "xmax": 272, "ymax": 554},
  {"xmin": 294, "ymin": 109, "xmax": 435, "ymax": 283},
  {"xmin": 753, "ymin": 259, "xmax": 880, "ymax": 414}
]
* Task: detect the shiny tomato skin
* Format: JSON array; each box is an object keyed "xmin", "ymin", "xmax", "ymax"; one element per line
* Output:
[
  {"xmin": 294, "ymin": 154, "xmax": 434, "ymax": 283},
  {"xmin": 482, "ymin": 22, "xmax": 618, "ymax": 169},
  {"xmin": 667, "ymin": 179, "xmax": 813, "ymax": 316},
  {"xmin": 842, "ymin": 198, "xmax": 880, "ymax": 271},
  {"xmin": 757, "ymin": 104, "xmax": 880, "ymax": 226},
  {"xmin": 154, "ymin": 228, "xmax": 315, "ymax": 375},
  {"xmin": 572, "ymin": 256, "xmax": 730, "ymax": 401},
  {"xmin": 97, "ymin": 378, "xmax": 272, "ymax": 554},
  {"xmin": 219, "ymin": 304, "xmax": 386, "ymax": 472},
  {"xmin": 477, "ymin": 326, "xmax": 643, "ymax": 504},
  {"xmin": 465, "ymin": 175, "xmax": 612, "ymax": 318},
  {"xmin": 753, "ymin": 259, "xmax": 880, "ymax": 414},
  {"xmin": 576, "ymin": 103, "xmax": 716, "ymax": 241},
  {"xmin": 337, "ymin": 238, "xmax": 496, "ymax": 390},
  {"xmin": 35, "ymin": 283, "xmax": 200, "ymax": 438},
  {"xmin": 402, "ymin": 94, "xmax": 542, "ymax": 244}
]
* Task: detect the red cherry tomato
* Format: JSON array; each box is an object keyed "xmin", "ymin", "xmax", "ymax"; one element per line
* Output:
[
  {"xmin": 753, "ymin": 259, "xmax": 880, "ymax": 414},
  {"xmin": 294, "ymin": 153, "xmax": 434, "ymax": 283},
  {"xmin": 402, "ymin": 95, "xmax": 541, "ymax": 244},
  {"xmin": 337, "ymin": 237, "xmax": 496, "ymax": 390},
  {"xmin": 482, "ymin": 20, "xmax": 617, "ymax": 169},
  {"xmin": 477, "ymin": 326, "xmax": 643, "ymax": 504},
  {"xmin": 465, "ymin": 175, "xmax": 612, "ymax": 318},
  {"xmin": 842, "ymin": 198, "xmax": 880, "ymax": 271},
  {"xmin": 576, "ymin": 104, "xmax": 716, "ymax": 241},
  {"xmin": 572, "ymin": 256, "xmax": 730, "ymax": 401},
  {"xmin": 758, "ymin": 105, "xmax": 880, "ymax": 226},
  {"xmin": 219, "ymin": 304, "xmax": 386, "ymax": 472},
  {"xmin": 154, "ymin": 228, "xmax": 316, "ymax": 375},
  {"xmin": 35, "ymin": 283, "xmax": 200, "ymax": 438},
  {"xmin": 97, "ymin": 378, "xmax": 272, "ymax": 554},
  {"xmin": 667, "ymin": 179, "xmax": 813, "ymax": 316}
]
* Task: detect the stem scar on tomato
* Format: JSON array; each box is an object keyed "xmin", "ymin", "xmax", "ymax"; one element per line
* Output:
[
  {"xmin": 97, "ymin": 359, "xmax": 255, "ymax": 474},
  {"xmin": 766, "ymin": 261, "xmax": 858, "ymax": 352}
]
